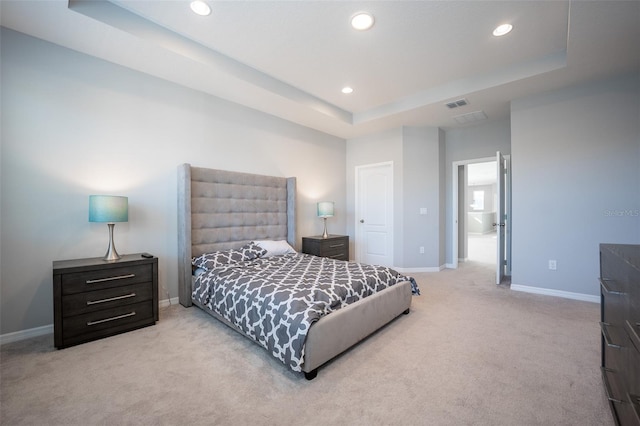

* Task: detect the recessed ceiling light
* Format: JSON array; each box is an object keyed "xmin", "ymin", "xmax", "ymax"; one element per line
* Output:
[
  {"xmin": 493, "ymin": 24, "xmax": 513, "ymax": 37},
  {"xmin": 342, "ymin": 87, "xmax": 354, "ymax": 94},
  {"xmin": 190, "ymin": 0, "xmax": 211, "ymax": 16},
  {"xmin": 351, "ymin": 12, "xmax": 375, "ymax": 31}
]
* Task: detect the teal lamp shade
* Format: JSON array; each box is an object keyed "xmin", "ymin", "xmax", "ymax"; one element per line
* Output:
[
  {"xmin": 317, "ymin": 201, "xmax": 334, "ymax": 238},
  {"xmin": 89, "ymin": 195, "xmax": 128, "ymax": 261},
  {"xmin": 89, "ymin": 195, "xmax": 128, "ymax": 223},
  {"xmin": 317, "ymin": 201, "xmax": 334, "ymax": 218}
]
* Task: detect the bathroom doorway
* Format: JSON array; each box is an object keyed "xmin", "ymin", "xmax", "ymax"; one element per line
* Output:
[{"xmin": 466, "ymin": 161, "xmax": 497, "ymax": 264}]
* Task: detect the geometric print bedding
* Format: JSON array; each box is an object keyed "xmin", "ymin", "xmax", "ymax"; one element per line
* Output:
[
  {"xmin": 191, "ymin": 242, "xmax": 267, "ymax": 270},
  {"xmin": 192, "ymin": 253, "xmax": 419, "ymax": 372}
]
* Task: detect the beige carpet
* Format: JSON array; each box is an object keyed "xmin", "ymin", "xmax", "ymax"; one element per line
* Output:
[{"xmin": 1, "ymin": 261, "xmax": 612, "ymax": 425}]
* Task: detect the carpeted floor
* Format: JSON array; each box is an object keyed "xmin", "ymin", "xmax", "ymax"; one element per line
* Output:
[
  {"xmin": 1, "ymin": 261, "xmax": 612, "ymax": 425},
  {"xmin": 468, "ymin": 231, "xmax": 497, "ymax": 264}
]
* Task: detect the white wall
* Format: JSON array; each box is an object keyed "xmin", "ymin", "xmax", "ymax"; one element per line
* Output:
[
  {"xmin": 511, "ymin": 74, "xmax": 640, "ymax": 297},
  {"xmin": 0, "ymin": 29, "xmax": 346, "ymax": 336}
]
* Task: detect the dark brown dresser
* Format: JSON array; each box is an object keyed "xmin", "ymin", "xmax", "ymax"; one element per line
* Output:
[
  {"xmin": 302, "ymin": 235, "xmax": 349, "ymax": 261},
  {"xmin": 53, "ymin": 253, "xmax": 158, "ymax": 349},
  {"xmin": 600, "ymin": 244, "xmax": 640, "ymax": 425}
]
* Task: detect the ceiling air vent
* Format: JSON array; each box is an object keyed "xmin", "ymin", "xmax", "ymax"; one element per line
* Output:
[
  {"xmin": 453, "ymin": 110, "xmax": 487, "ymax": 125},
  {"xmin": 445, "ymin": 98, "xmax": 468, "ymax": 109}
]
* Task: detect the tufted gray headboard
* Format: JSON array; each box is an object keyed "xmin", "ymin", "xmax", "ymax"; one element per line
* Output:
[{"xmin": 177, "ymin": 163, "xmax": 296, "ymax": 307}]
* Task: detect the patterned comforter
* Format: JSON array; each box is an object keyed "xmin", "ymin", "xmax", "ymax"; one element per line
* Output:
[{"xmin": 192, "ymin": 253, "xmax": 418, "ymax": 372}]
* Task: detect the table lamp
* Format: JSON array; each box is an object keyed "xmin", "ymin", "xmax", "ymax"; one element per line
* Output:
[
  {"xmin": 317, "ymin": 201, "xmax": 334, "ymax": 239},
  {"xmin": 89, "ymin": 195, "xmax": 128, "ymax": 261}
]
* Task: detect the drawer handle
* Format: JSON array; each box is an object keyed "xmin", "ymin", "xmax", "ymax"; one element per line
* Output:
[
  {"xmin": 600, "ymin": 322, "xmax": 622, "ymax": 349},
  {"xmin": 601, "ymin": 367, "xmax": 625, "ymax": 404},
  {"xmin": 329, "ymin": 244, "xmax": 344, "ymax": 248},
  {"xmin": 87, "ymin": 293, "xmax": 136, "ymax": 306},
  {"xmin": 86, "ymin": 274, "xmax": 136, "ymax": 284},
  {"xmin": 626, "ymin": 320, "xmax": 640, "ymax": 351},
  {"xmin": 87, "ymin": 311, "xmax": 136, "ymax": 326},
  {"xmin": 599, "ymin": 278, "xmax": 625, "ymax": 295}
]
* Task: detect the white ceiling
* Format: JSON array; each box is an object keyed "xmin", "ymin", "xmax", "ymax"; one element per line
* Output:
[
  {"xmin": 468, "ymin": 161, "xmax": 497, "ymax": 186},
  {"xmin": 2, "ymin": 0, "xmax": 639, "ymax": 139}
]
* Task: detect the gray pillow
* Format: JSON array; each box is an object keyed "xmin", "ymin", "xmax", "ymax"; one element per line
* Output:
[{"xmin": 192, "ymin": 242, "xmax": 266, "ymax": 270}]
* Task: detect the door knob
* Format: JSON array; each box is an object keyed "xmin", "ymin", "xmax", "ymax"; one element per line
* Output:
[{"xmin": 360, "ymin": 219, "xmax": 365, "ymax": 223}]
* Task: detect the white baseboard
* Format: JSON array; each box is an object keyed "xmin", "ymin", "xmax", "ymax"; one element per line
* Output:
[
  {"xmin": 510, "ymin": 283, "xmax": 600, "ymax": 303},
  {"xmin": 395, "ymin": 265, "xmax": 445, "ymax": 273},
  {"xmin": 160, "ymin": 296, "xmax": 180, "ymax": 308},
  {"xmin": 0, "ymin": 324, "xmax": 53, "ymax": 345},
  {"xmin": 1, "ymin": 296, "xmax": 179, "ymax": 345}
]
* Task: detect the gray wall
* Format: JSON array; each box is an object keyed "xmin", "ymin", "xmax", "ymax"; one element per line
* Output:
[
  {"xmin": 0, "ymin": 29, "xmax": 346, "ymax": 336},
  {"xmin": 402, "ymin": 126, "xmax": 445, "ymax": 269},
  {"xmin": 345, "ymin": 128, "xmax": 403, "ymax": 264},
  {"xmin": 511, "ymin": 74, "xmax": 640, "ymax": 296},
  {"xmin": 346, "ymin": 126, "xmax": 445, "ymax": 270},
  {"xmin": 444, "ymin": 118, "xmax": 512, "ymax": 265}
]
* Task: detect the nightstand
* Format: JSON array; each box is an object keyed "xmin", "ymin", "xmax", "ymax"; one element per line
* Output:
[
  {"xmin": 302, "ymin": 235, "xmax": 349, "ymax": 261},
  {"xmin": 52, "ymin": 253, "xmax": 158, "ymax": 349}
]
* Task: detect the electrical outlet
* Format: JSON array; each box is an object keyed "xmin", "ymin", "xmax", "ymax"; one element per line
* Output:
[
  {"xmin": 548, "ymin": 260, "xmax": 557, "ymax": 270},
  {"xmin": 419, "ymin": 246, "xmax": 425, "ymax": 254},
  {"xmin": 419, "ymin": 208, "xmax": 427, "ymax": 215}
]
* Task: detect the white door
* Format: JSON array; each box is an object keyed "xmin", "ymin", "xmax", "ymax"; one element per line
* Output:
[
  {"xmin": 355, "ymin": 162, "xmax": 394, "ymax": 266},
  {"xmin": 495, "ymin": 151, "xmax": 506, "ymax": 284}
]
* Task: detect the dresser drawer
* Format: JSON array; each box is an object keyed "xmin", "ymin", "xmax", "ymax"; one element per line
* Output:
[
  {"xmin": 602, "ymin": 328, "xmax": 627, "ymax": 377},
  {"xmin": 302, "ymin": 236, "xmax": 349, "ymax": 261},
  {"xmin": 62, "ymin": 282, "xmax": 153, "ymax": 317},
  {"xmin": 321, "ymin": 239, "xmax": 348, "ymax": 258},
  {"xmin": 626, "ymin": 337, "xmax": 640, "ymax": 398},
  {"xmin": 62, "ymin": 301, "xmax": 154, "ymax": 342},
  {"xmin": 601, "ymin": 277, "xmax": 628, "ymax": 329},
  {"xmin": 62, "ymin": 264, "xmax": 152, "ymax": 295}
]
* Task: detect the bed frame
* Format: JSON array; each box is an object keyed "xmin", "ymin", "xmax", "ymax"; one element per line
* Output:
[{"xmin": 177, "ymin": 163, "xmax": 412, "ymax": 379}]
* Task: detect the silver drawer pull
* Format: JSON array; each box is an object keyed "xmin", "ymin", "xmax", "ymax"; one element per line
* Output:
[
  {"xmin": 87, "ymin": 311, "xmax": 136, "ymax": 326},
  {"xmin": 626, "ymin": 320, "xmax": 640, "ymax": 350},
  {"xmin": 599, "ymin": 278, "xmax": 625, "ymax": 295},
  {"xmin": 87, "ymin": 293, "xmax": 136, "ymax": 306},
  {"xmin": 329, "ymin": 244, "xmax": 344, "ymax": 248},
  {"xmin": 86, "ymin": 274, "xmax": 135, "ymax": 284}
]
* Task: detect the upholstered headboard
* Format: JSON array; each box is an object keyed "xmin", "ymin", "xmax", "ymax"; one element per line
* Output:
[{"xmin": 177, "ymin": 163, "xmax": 296, "ymax": 307}]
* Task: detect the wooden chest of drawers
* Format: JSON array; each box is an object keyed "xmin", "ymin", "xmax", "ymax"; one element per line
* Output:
[
  {"xmin": 302, "ymin": 235, "xmax": 349, "ymax": 261},
  {"xmin": 53, "ymin": 254, "xmax": 158, "ymax": 349},
  {"xmin": 600, "ymin": 244, "xmax": 640, "ymax": 425}
]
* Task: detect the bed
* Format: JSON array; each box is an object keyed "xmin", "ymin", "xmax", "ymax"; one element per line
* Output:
[{"xmin": 177, "ymin": 163, "xmax": 416, "ymax": 379}]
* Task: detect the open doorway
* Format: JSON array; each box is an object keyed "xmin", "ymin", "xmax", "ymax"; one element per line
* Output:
[
  {"xmin": 467, "ymin": 161, "xmax": 497, "ymax": 264},
  {"xmin": 451, "ymin": 153, "xmax": 511, "ymax": 283}
]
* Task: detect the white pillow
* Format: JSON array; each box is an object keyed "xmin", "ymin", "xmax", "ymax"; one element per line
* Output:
[{"xmin": 253, "ymin": 240, "xmax": 296, "ymax": 257}]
